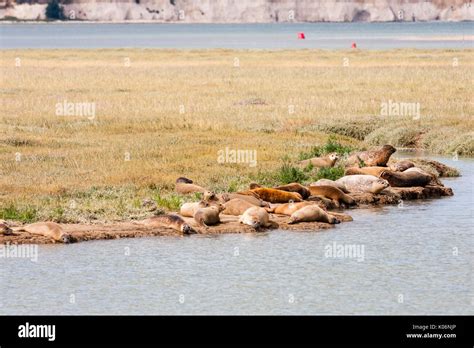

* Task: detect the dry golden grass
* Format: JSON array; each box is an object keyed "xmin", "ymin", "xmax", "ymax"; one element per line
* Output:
[{"xmin": 0, "ymin": 49, "xmax": 472, "ymax": 221}]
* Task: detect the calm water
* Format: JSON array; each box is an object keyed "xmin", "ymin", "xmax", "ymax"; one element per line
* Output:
[
  {"xmin": 0, "ymin": 22, "xmax": 473, "ymax": 49},
  {"xmin": 0, "ymin": 154, "xmax": 472, "ymax": 315}
]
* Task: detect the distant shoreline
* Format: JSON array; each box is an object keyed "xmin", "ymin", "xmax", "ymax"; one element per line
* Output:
[{"xmin": 1, "ymin": 20, "xmax": 473, "ymax": 25}]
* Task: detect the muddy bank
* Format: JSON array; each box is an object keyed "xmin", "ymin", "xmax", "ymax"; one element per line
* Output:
[
  {"xmin": 0, "ymin": 212, "xmax": 352, "ymax": 245},
  {"xmin": 0, "ymin": 184, "xmax": 452, "ymax": 245}
]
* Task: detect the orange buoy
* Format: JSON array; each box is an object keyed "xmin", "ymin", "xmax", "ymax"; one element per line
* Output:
[
  {"xmin": 298, "ymin": 32, "xmax": 306, "ymax": 39},
  {"xmin": 351, "ymin": 42, "xmax": 357, "ymax": 49}
]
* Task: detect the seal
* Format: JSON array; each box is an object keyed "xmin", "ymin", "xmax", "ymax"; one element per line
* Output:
[
  {"xmin": 344, "ymin": 166, "xmax": 387, "ymax": 177},
  {"xmin": 11, "ymin": 222, "xmax": 72, "ymax": 243},
  {"xmin": 141, "ymin": 214, "xmax": 196, "ymax": 234},
  {"xmin": 194, "ymin": 204, "xmax": 225, "ymax": 227},
  {"xmin": 307, "ymin": 185, "xmax": 356, "ymax": 207},
  {"xmin": 218, "ymin": 193, "xmax": 270, "ymax": 207},
  {"xmin": 380, "ymin": 169, "xmax": 432, "ymax": 187},
  {"xmin": 180, "ymin": 200, "xmax": 209, "ymax": 217},
  {"xmin": 389, "ymin": 160, "xmax": 415, "ymax": 172},
  {"xmin": 250, "ymin": 182, "xmax": 310, "ymax": 199},
  {"xmin": 0, "ymin": 220, "xmax": 13, "ymax": 235},
  {"xmin": 222, "ymin": 198, "xmax": 259, "ymax": 216},
  {"xmin": 175, "ymin": 177, "xmax": 207, "ymax": 195},
  {"xmin": 346, "ymin": 145, "xmax": 396, "ymax": 167},
  {"xmin": 309, "ymin": 179, "xmax": 349, "ymax": 193},
  {"xmin": 336, "ymin": 175, "xmax": 389, "ymax": 194},
  {"xmin": 239, "ymin": 188, "xmax": 303, "ymax": 203},
  {"xmin": 287, "ymin": 205, "xmax": 340, "ymax": 224},
  {"xmin": 270, "ymin": 201, "xmax": 320, "ymax": 216},
  {"xmin": 299, "ymin": 152, "xmax": 339, "ymax": 168},
  {"xmin": 239, "ymin": 206, "xmax": 272, "ymax": 229},
  {"xmin": 404, "ymin": 167, "xmax": 442, "ymax": 186},
  {"xmin": 272, "ymin": 183, "xmax": 311, "ymax": 200}
]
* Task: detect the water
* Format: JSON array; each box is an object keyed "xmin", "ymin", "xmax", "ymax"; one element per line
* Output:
[
  {"xmin": 0, "ymin": 154, "xmax": 472, "ymax": 315},
  {"xmin": 0, "ymin": 22, "xmax": 472, "ymax": 49}
]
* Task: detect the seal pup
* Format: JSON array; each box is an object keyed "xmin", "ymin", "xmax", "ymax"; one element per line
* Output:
[
  {"xmin": 287, "ymin": 205, "xmax": 340, "ymax": 224},
  {"xmin": 346, "ymin": 145, "xmax": 396, "ymax": 167},
  {"xmin": 307, "ymin": 186, "xmax": 356, "ymax": 207},
  {"xmin": 380, "ymin": 169, "xmax": 431, "ymax": 188},
  {"xmin": 299, "ymin": 153, "xmax": 339, "ymax": 168},
  {"xmin": 194, "ymin": 204, "xmax": 225, "ymax": 227},
  {"xmin": 141, "ymin": 214, "xmax": 196, "ymax": 234},
  {"xmin": 336, "ymin": 175, "xmax": 389, "ymax": 194},
  {"xmin": 11, "ymin": 222, "xmax": 72, "ymax": 243},
  {"xmin": 239, "ymin": 206, "xmax": 272, "ymax": 229},
  {"xmin": 175, "ymin": 177, "xmax": 207, "ymax": 195}
]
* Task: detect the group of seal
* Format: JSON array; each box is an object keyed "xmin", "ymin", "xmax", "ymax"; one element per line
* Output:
[{"xmin": 1, "ymin": 145, "xmax": 445, "ymax": 243}]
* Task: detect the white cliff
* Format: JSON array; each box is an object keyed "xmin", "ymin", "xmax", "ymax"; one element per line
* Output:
[{"xmin": 1, "ymin": 0, "xmax": 473, "ymax": 22}]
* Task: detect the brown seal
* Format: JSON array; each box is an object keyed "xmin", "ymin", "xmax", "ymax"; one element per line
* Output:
[
  {"xmin": 218, "ymin": 193, "xmax": 270, "ymax": 207},
  {"xmin": 272, "ymin": 183, "xmax": 311, "ymax": 200},
  {"xmin": 299, "ymin": 153, "xmax": 339, "ymax": 168},
  {"xmin": 346, "ymin": 145, "xmax": 396, "ymax": 167},
  {"xmin": 287, "ymin": 205, "xmax": 340, "ymax": 224},
  {"xmin": 380, "ymin": 169, "xmax": 432, "ymax": 187},
  {"xmin": 251, "ymin": 182, "xmax": 311, "ymax": 200},
  {"xmin": 238, "ymin": 188, "xmax": 303, "ymax": 203},
  {"xmin": 345, "ymin": 166, "xmax": 387, "ymax": 177},
  {"xmin": 389, "ymin": 160, "xmax": 415, "ymax": 172},
  {"xmin": 175, "ymin": 177, "xmax": 207, "ymax": 194},
  {"xmin": 141, "ymin": 214, "xmax": 196, "ymax": 234},
  {"xmin": 194, "ymin": 204, "xmax": 225, "ymax": 227},
  {"xmin": 222, "ymin": 198, "xmax": 259, "ymax": 216},
  {"xmin": 270, "ymin": 201, "xmax": 321, "ymax": 216},
  {"xmin": 404, "ymin": 167, "xmax": 443, "ymax": 186},
  {"xmin": 12, "ymin": 222, "xmax": 72, "ymax": 243},
  {"xmin": 239, "ymin": 206, "xmax": 272, "ymax": 229},
  {"xmin": 0, "ymin": 220, "xmax": 13, "ymax": 235},
  {"xmin": 307, "ymin": 185, "xmax": 356, "ymax": 207},
  {"xmin": 180, "ymin": 200, "xmax": 209, "ymax": 217}
]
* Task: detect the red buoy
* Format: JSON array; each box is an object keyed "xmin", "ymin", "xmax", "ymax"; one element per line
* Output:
[
  {"xmin": 298, "ymin": 32, "xmax": 306, "ymax": 39},
  {"xmin": 351, "ymin": 42, "xmax": 357, "ymax": 49}
]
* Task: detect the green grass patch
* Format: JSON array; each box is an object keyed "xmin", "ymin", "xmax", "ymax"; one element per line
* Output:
[
  {"xmin": 276, "ymin": 161, "xmax": 308, "ymax": 184},
  {"xmin": 153, "ymin": 193, "xmax": 183, "ymax": 211},
  {"xmin": 299, "ymin": 135, "xmax": 353, "ymax": 160},
  {"xmin": 311, "ymin": 166, "xmax": 345, "ymax": 182},
  {"xmin": 0, "ymin": 203, "xmax": 38, "ymax": 223}
]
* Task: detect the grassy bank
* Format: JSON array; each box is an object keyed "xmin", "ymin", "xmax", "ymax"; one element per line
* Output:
[{"xmin": 0, "ymin": 49, "xmax": 472, "ymax": 222}]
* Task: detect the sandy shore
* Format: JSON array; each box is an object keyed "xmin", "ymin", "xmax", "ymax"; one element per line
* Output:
[{"xmin": 0, "ymin": 184, "xmax": 453, "ymax": 245}]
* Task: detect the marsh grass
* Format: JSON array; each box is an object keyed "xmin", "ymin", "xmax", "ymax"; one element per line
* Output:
[{"xmin": 0, "ymin": 49, "xmax": 472, "ymax": 222}]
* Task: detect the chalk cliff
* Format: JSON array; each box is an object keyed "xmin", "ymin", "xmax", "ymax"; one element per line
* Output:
[{"xmin": 2, "ymin": 0, "xmax": 473, "ymax": 22}]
